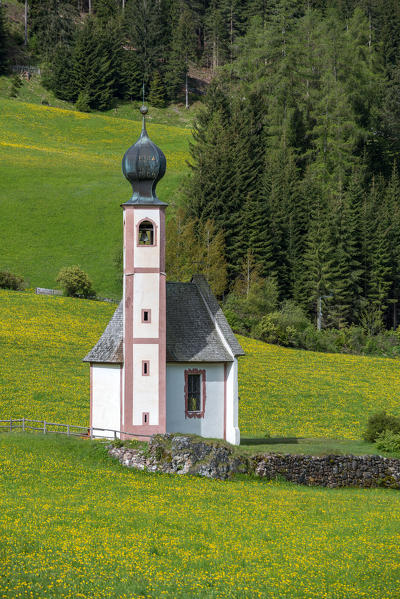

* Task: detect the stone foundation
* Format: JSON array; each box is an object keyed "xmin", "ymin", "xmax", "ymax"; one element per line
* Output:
[{"xmin": 108, "ymin": 434, "xmax": 400, "ymax": 488}]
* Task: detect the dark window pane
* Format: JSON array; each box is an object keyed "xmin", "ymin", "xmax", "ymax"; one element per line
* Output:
[{"xmin": 188, "ymin": 374, "xmax": 201, "ymax": 411}]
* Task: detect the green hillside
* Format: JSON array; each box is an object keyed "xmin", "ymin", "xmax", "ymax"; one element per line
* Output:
[
  {"xmin": 1, "ymin": 432, "xmax": 399, "ymax": 599},
  {"xmin": 2, "ymin": 289, "xmax": 400, "ymax": 441},
  {"xmin": 0, "ymin": 98, "xmax": 191, "ymax": 298}
]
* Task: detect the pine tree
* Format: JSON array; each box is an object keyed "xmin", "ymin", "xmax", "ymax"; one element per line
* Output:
[
  {"xmin": 365, "ymin": 177, "xmax": 392, "ymax": 311},
  {"xmin": 165, "ymin": 3, "xmax": 196, "ymax": 102},
  {"xmin": 123, "ymin": 0, "xmax": 167, "ymax": 87},
  {"xmin": 381, "ymin": 163, "xmax": 400, "ymax": 307},
  {"xmin": 0, "ymin": 4, "xmax": 8, "ymax": 75},
  {"xmin": 205, "ymin": 0, "xmax": 229, "ymax": 71},
  {"xmin": 43, "ymin": 43, "xmax": 75, "ymax": 101},
  {"xmin": 328, "ymin": 180, "xmax": 363, "ymax": 326},
  {"xmin": 148, "ymin": 70, "xmax": 167, "ymax": 107},
  {"xmin": 29, "ymin": 0, "xmax": 78, "ymax": 58},
  {"xmin": 120, "ymin": 49, "xmax": 142, "ymax": 101},
  {"xmin": 72, "ymin": 19, "xmax": 121, "ymax": 109},
  {"xmin": 197, "ymin": 219, "xmax": 228, "ymax": 297},
  {"xmin": 300, "ymin": 205, "xmax": 336, "ymax": 324},
  {"xmin": 94, "ymin": 0, "xmax": 118, "ymax": 22}
]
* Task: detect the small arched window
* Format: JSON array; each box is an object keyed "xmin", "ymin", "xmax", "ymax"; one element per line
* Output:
[{"xmin": 138, "ymin": 220, "xmax": 154, "ymax": 246}]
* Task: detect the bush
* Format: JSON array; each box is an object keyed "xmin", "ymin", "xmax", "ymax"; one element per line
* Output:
[
  {"xmin": 363, "ymin": 411, "xmax": 400, "ymax": 443},
  {"xmin": 9, "ymin": 74, "xmax": 23, "ymax": 98},
  {"xmin": 253, "ymin": 301, "xmax": 310, "ymax": 346},
  {"xmin": 56, "ymin": 265, "xmax": 95, "ymax": 298},
  {"xmin": 375, "ymin": 430, "xmax": 400, "ymax": 454},
  {"xmin": 75, "ymin": 90, "xmax": 91, "ymax": 112},
  {"xmin": 0, "ymin": 270, "xmax": 24, "ymax": 290}
]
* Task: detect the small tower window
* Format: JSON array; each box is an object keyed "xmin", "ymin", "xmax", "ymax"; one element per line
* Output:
[
  {"xmin": 142, "ymin": 309, "xmax": 151, "ymax": 323},
  {"xmin": 138, "ymin": 220, "xmax": 154, "ymax": 246},
  {"xmin": 142, "ymin": 360, "xmax": 150, "ymax": 376}
]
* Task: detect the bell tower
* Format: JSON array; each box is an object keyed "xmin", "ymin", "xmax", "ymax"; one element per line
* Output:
[{"xmin": 121, "ymin": 105, "xmax": 167, "ymax": 436}]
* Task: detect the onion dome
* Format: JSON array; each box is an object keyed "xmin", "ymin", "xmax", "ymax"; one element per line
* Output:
[{"xmin": 122, "ymin": 105, "xmax": 167, "ymax": 205}]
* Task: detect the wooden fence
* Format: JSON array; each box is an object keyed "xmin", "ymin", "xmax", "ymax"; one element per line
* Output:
[{"xmin": 0, "ymin": 418, "xmax": 149, "ymax": 440}]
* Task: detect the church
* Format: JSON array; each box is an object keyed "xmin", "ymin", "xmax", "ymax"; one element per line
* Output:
[{"xmin": 84, "ymin": 106, "xmax": 244, "ymax": 445}]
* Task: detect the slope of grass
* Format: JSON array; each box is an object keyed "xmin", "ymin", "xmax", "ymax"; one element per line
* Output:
[
  {"xmin": 1, "ymin": 432, "xmax": 400, "ymax": 599},
  {"xmin": 0, "ymin": 97, "xmax": 191, "ymax": 297},
  {"xmin": 0, "ymin": 289, "xmax": 114, "ymax": 425},
  {"xmin": 238, "ymin": 336, "xmax": 400, "ymax": 440},
  {"xmin": 2, "ymin": 289, "xmax": 400, "ymax": 444},
  {"xmin": 0, "ymin": 74, "xmax": 200, "ymax": 128}
]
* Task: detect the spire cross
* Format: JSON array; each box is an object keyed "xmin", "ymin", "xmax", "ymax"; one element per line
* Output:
[{"xmin": 140, "ymin": 81, "xmax": 148, "ymax": 136}]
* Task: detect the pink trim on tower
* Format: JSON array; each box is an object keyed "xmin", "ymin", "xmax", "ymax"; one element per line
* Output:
[
  {"xmin": 141, "ymin": 309, "xmax": 152, "ymax": 323},
  {"xmin": 136, "ymin": 217, "xmax": 158, "ymax": 247},
  {"xmin": 134, "ymin": 267, "xmax": 160, "ymax": 273},
  {"xmin": 184, "ymin": 368, "xmax": 206, "ymax": 419},
  {"xmin": 120, "ymin": 364, "xmax": 123, "ymax": 435},
  {"xmin": 133, "ymin": 337, "xmax": 160, "ymax": 344},
  {"xmin": 160, "ymin": 208, "xmax": 166, "ymax": 272},
  {"xmin": 223, "ymin": 363, "xmax": 227, "ymax": 441},
  {"xmin": 157, "ymin": 208, "xmax": 167, "ymax": 432},
  {"xmin": 123, "ymin": 206, "xmax": 135, "ymax": 434},
  {"xmin": 89, "ymin": 365, "xmax": 93, "ymax": 429}
]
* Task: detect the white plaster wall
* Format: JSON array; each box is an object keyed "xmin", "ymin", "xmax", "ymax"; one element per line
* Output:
[
  {"xmin": 92, "ymin": 364, "xmax": 121, "ymax": 438},
  {"xmin": 225, "ymin": 359, "xmax": 240, "ymax": 445},
  {"xmin": 132, "ymin": 344, "xmax": 159, "ymax": 426},
  {"xmin": 133, "ymin": 273, "xmax": 159, "ymax": 338},
  {"xmin": 166, "ymin": 363, "xmax": 225, "ymax": 440},
  {"xmin": 134, "ymin": 209, "xmax": 160, "ymax": 269}
]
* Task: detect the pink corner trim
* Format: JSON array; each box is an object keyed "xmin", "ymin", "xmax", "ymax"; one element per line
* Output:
[
  {"xmin": 184, "ymin": 368, "xmax": 206, "ymax": 419},
  {"xmin": 141, "ymin": 309, "xmax": 151, "ymax": 323},
  {"xmin": 89, "ymin": 365, "xmax": 93, "ymax": 429},
  {"xmin": 136, "ymin": 217, "xmax": 158, "ymax": 247},
  {"xmin": 223, "ymin": 363, "xmax": 227, "ymax": 441}
]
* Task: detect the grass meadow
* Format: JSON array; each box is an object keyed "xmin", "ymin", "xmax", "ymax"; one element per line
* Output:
[
  {"xmin": 1, "ymin": 432, "xmax": 400, "ymax": 599},
  {"xmin": 0, "ymin": 97, "xmax": 191, "ymax": 298},
  {"xmin": 2, "ymin": 289, "xmax": 400, "ymax": 442},
  {"xmin": 2, "ymin": 291, "xmax": 400, "ymax": 597}
]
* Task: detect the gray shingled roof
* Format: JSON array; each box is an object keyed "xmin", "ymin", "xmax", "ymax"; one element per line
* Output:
[
  {"xmin": 84, "ymin": 279, "xmax": 244, "ymax": 363},
  {"xmin": 84, "ymin": 301, "xmax": 123, "ymax": 363},
  {"xmin": 191, "ymin": 275, "xmax": 245, "ymax": 357}
]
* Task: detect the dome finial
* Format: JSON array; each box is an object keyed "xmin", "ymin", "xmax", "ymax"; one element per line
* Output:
[
  {"xmin": 140, "ymin": 82, "xmax": 148, "ymax": 135},
  {"xmin": 121, "ymin": 89, "xmax": 167, "ymax": 205}
]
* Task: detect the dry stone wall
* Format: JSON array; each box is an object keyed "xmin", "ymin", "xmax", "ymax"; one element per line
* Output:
[{"xmin": 108, "ymin": 434, "xmax": 400, "ymax": 489}]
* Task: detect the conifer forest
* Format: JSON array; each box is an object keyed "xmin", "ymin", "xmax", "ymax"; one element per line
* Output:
[{"xmin": 2, "ymin": 0, "xmax": 400, "ymax": 340}]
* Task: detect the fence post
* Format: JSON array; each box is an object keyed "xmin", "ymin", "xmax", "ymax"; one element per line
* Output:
[
  {"xmin": 43, "ymin": 421, "xmax": 46, "ymax": 434},
  {"xmin": 114, "ymin": 430, "xmax": 117, "ymax": 440},
  {"xmin": 90, "ymin": 427, "xmax": 93, "ymax": 440},
  {"xmin": 22, "ymin": 417, "xmax": 25, "ymax": 432},
  {"xmin": 67, "ymin": 424, "xmax": 70, "ymax": 436},
  {"xmin": 10, "ymin": 418, "xmax": 12, "ymax": 432}
]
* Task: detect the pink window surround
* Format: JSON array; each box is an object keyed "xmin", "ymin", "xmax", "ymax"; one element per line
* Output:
[
  {"xmin": 184, "ymin": 368, "xmax": 206, "ymax": 419},
  {"xmin": 142, "ymin": 412, "xmax": 150, "ymax": 425},
  {"xmin": 142, "ymin": 360, "xmax": 150, "ymax": 376},
  {"xmin": 141, "ymin": 309, "xmax": 151, "ymax": 323},
  {"xmin": 136, "ymin": 217, "xmax": 157, "ymax": 247}
]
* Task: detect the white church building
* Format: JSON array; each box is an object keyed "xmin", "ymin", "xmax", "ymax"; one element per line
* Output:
[{"xmin": 84, "ymin": 106, "xmax": 244, "ymax": 445}]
